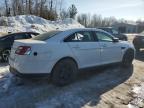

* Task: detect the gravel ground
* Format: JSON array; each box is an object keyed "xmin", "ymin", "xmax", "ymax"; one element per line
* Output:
[{"xmin": 0, "ymin": 35, "xmax": 144, "ymax": 108}]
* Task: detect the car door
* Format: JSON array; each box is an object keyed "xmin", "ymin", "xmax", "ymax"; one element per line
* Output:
[
  {"xmin": 95, "ymin": 31, "xmax": 122, "ymax": 64},
  {"xmin": 65, "ymin": 31, "xmax": 101, "ymax": 68}
]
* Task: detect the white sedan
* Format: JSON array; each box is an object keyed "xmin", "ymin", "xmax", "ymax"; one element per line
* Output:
[{"xmin": 9, "ymin": 28, "xmax": 135, "ymax": 86}]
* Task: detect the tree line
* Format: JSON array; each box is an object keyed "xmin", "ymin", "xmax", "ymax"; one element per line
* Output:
[
  {"xmin": 77, "ymin": 13, "xmax": 124, "ymax": 27},
  {"xmin": 2, "ymin": 0, "xmax": 78, "ymax": 20},
  {"xmin": 1, "ymin": 0, "xmax": 143, "ymax": 28}
]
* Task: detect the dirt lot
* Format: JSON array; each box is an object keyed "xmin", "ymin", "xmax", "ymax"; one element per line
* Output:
[{"xmin": 0, "ymin": 35, "xmax": 144, "ymax": 108}]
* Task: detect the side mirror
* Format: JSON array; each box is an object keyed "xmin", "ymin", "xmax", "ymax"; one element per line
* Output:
[{"xmin": 113, "ymin": 38, "xmax": 119, "ymax": 42}]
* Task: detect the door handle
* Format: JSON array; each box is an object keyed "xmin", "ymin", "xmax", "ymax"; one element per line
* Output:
[
  {"xmin": 72, "ymin": 45, "xmax": 79, "ymax": 49},
  {"xmin": 102, "ymin": 44, "xmax": 107, "ymax": 47},
  {"xmin": 121, "ymin": 47, "xmax": 126, "ymax": 49}
]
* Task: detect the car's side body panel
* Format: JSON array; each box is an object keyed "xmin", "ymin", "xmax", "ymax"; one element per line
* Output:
[
  {"xmin": 98, "ymin": 42, "xmax": 123, "ymax": 64},
  {"xmin": 9, "ymin": 28, "xmax": 135, "ymax": 75},
  {"xmin": 67, "ymin": 42, "xmax": 101, "ymax": 68}
]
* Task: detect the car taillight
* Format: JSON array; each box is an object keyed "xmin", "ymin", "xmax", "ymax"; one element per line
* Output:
[{"xmin": 15, "ymin": 46, "xmax": 31, "ymax": 55}]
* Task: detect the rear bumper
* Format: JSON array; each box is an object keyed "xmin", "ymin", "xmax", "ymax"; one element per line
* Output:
[{"xmin": 9, "ymin": 66, "xmax": 50, "ymax": 78}]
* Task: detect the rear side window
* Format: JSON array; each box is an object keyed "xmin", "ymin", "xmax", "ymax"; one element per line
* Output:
[
  {"xmin": 25, "ymin": 33, "xmax": 32, "ymax": 39},
  {"xmin": 32, "ymin": 31, "xmax": 61, "ymax": 41},
  {"xmin": 65, "ymin": 31, "xmax": 95, "ymax": 42},
  {"xmin": 14, "ymin": 34, "xmax": 27, "ymax": 40},
  {"xmin": 30, "ymin": 33, "xmax": 39, "ymax": 38}
]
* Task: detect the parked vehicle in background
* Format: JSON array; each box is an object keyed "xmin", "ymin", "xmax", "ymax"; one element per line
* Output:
[
  {"xmin": 98, "ymin": 27, "xmax": 128, "ymax": 41},
  {"xmin": 133, "ymin": 31, "xmax": 144, "ymax": 51},
  {"xmin": 9, "ymin": 28, "xmax": 135, "ymax": 86},
  {"xmin": 0, "ymin": 32, "xmax": 39, "ymax": 62}
]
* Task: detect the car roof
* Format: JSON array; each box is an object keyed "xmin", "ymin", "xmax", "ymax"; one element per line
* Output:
[
  {"xmin": 98, "ymin": 27, "xmax": 113, "ymax": 29},
  {"xmin": 9, "ymin": 32, "xmax": 39, "ymax": 35},
  {"xmin": 0, "ymin": 32, "xmax": 39, "ymax": 38},
  {"xmin": 63, "ymin": 28, "xmax": 105, "ymax": 32},
  {"xmin": 47, "ymin": 28, "xmax": 114, "ymax": 42}
]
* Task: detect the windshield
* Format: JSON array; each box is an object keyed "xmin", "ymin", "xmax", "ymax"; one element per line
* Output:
[
  {"xmin": 32, "ymin": 31, "xmax": 62, "ymax": 41},
  {"xmin": 140, "ymin": 31, "xmax": 144, "ymax": 36},
  {"xmin": 112, "ymin": 29, "xmax": 119, "ymax": 34}
]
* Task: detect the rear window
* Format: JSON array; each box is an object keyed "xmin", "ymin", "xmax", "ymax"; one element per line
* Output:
[{"xmin": 32, "ymin": 31, "xmax": 62, "ymax": 41}]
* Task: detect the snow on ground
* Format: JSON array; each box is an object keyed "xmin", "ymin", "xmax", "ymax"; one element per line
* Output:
[
  {"xmin": 128, "ymin": 83, "xmax": 144, "ymax": 108},
  {"xmin": 0, "ymin": 63, "xmax": 10, "ymax": 92},
  {"xmin": 0, "ymin": 63, "xmax": 9, "ymax": 83},
  {"xmin": 0, "ymin": 63, "xmax": 128, "ymax": 108},
  {"xmin": 0, "ymin": 15, "xmax": 84, "ymax": 33},
  {"xmin": 0, "ymin": 62, "xmax": 135, "ymax": 108},
  {"xmin": 0, "ymin": 54, "xmax": 144, "ymax": 108},
  {"xmin": 0, "ymin": 21, "xmax": 143, "ymax": 108}
]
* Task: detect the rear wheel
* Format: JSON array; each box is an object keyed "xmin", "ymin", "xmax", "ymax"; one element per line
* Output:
[
  {"xmin": 52, "ymin": 59, "xmax": 78, "ymax": 86},
  {"xmin": 122, "ymin": 49, "xmax": 134, "ymax": 67},
  {"xmin": 1, "ymin": 49, "xmax": 11, "ymax": 62}
]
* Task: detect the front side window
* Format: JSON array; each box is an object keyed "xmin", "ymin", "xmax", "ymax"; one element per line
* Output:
[
  {"xmin": 95, "ymin": 31, "xmax": 113, "ymax": 42},
  {"xmin": 65, "ymin": 31, "xmax": 94, "ymax": 42}
]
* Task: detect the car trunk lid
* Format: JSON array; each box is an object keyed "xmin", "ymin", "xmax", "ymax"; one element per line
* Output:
[{"xmin": 10, "ymin": 39, "xmax": 46, "ymax": 60}]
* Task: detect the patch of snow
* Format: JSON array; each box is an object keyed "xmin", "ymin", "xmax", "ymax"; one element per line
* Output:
[
  {"xmin": 0, "ymin": 15, "xmax": 84, "ymax": 34},
  {"xmin": 128, "ymin": 83, "xmax": 144, "ymax": 108},
  {"xmin": 2, "ymin": 74, "xmax": 13, "ymax": 92},
  {"xmin": 0, "ymin": 64, "xmax": 11, "ymax": 92},
  {"xmin": 36, "ymin": 90, "xmax": 85, "ymax": 108},
  {"xmin": 0, "ymin": 64, "xmax": 9, "ymax": 82}
]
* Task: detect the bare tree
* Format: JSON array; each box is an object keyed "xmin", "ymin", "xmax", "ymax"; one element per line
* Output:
[
  {"xmin": 60, "ymin": 9, "xmax": 69, "ymax": 19},
  {"xmin": 77, "ymin": 14, "xmax": 91, "ymax": 27},
  {"xmin": 28, "ymin": 0, "xmax": 32, "ymax": 14},
  {"xmin": 68, "ymin": 4, "xmax": 77, "ymax": 19},
  {"xmin": 77, "ymin": 14, "xmax": 117, "ymax": 27},
  {"xmin": 5, "ymin": 0, "xmax": 9, "ymax": 16},
  {"xmin": 1, "ymin": 0, "xmax": 66, "ymax": 21}
]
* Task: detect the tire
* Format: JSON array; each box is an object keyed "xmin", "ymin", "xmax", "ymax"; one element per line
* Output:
[
  {"xmin": 133, "ymin": 41, "xmax": 140, "ymax": 52},
  {"xmin": 122, "ymin": 49, "xmax": 134, "ymax": 67},
  {"xmin": 135, "ymin": 46, "xmax": 140, "ymax": 52},
  {"xmin": 52, "ymin": 59, "xmax": 78, "ymax": 86},
  {"xmin": 1, "ymin": 49, "xmax": 11, "ymax": 62}
]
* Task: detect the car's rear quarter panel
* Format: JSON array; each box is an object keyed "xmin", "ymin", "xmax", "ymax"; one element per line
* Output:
[{"xmin": 10, "ymin": 41, "xmax": 78, "ymax": 74}]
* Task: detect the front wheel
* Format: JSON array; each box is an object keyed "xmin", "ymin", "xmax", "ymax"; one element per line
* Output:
[
  {"xmin": 122, "ymin": 49, "xmax": 134, "ymax": 67},
  {"xmin": 135, "ymin": 46, "xmax": 140, "ymax": 52},
  {"xmin": 52, "ymin": 59, "xmax": 78, "ymax": 86}
]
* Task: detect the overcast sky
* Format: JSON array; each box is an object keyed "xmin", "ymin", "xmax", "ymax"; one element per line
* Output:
[{"xmin": 67, "ymin": 0, "xmax": 144, "ymax": 21}]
